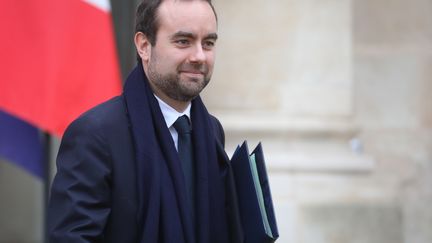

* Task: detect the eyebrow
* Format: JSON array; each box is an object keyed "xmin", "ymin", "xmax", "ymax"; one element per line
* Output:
[
  {"xmin": 206, "ymin": 33, "xmax": 218, "ymax": 40},
  {"xmin": 171, "ymin": 31, "xmax": 218, "ymax": 40}
]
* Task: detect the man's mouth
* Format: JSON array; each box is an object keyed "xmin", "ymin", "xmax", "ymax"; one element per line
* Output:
[
  {"xmin": 180, "ymin": 67, "xmax": 206, "ymax": 75},
  {"xmin": 180, "ymin": 71, "xmax": 205, "ymax": 80},
  {"xmin": 181, "ymin": 70, "xmax": 203, "ymax": 74},
  {"xmin": 179, "ymin": 63, "xmax": 208, "ymax": 76}
]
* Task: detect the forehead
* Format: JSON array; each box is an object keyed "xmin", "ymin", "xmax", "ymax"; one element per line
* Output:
[{"xmin": 157, "ymin": 0, "xmax": 217, "ymax": 35}]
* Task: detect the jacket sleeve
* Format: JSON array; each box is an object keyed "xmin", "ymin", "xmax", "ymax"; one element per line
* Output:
[
  {"xmin": 48, "ymin": 115, "xmax": 112, "ymax": 243},
  {"xmin": 210, "ymin": 115, "xmax": 244, "ymax": 242}
]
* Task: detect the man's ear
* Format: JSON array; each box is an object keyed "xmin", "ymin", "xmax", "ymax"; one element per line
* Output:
[{"xmin": 134, "ymin": 32, "xmax": 151, "ymax": 62}]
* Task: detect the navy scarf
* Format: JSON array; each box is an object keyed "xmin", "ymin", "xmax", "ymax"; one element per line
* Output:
[{"xmin": 123, "ymin": 65, "xmax": 230, "ymax": 243}]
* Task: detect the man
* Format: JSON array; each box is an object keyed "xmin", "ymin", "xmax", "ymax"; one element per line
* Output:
[{"xmin": 48, "ymin": 0, "xmax": 242, "ymax": 242}]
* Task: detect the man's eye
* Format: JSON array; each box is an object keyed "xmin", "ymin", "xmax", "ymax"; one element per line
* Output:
[
  {"xmin": 203, "ymin": 41, "xmax": 215, "ymax": 49},
  {"xmin": 175, "ymin": 39, "xmax": 190, "ymax": 46}
]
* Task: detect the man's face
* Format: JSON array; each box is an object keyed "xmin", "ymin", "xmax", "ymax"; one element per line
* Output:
[{"xmin": 146, "ymin": 0, "xmax": 218, "ymax": 102}]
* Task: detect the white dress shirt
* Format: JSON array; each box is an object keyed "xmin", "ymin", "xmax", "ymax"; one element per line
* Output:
[{"xmin": 154, "ymin": 95, "xmax": 191, "ymax": 151}]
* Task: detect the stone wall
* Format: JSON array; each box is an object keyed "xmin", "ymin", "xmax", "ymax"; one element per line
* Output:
[{"xmin": 204, "ymin": 0, "xmax": 432, "ymax": 242}]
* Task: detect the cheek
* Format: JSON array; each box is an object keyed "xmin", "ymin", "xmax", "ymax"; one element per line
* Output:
[
  {"xmin": 206, "ymin": 53, "xmax": 216, "ymax": 67},
  {"xmin": 155, "ymin": 55, "xmax": 179, "ymax": 72},
  {"xmin": 170, "ymin": 52, "xmax": 190, "ymax": 68},
  {"xmin": 152, "ymin": 45, "xmax": 183, "ymax": 68}
]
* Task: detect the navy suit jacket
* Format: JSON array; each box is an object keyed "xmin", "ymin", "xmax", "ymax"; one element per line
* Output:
[{"xmin": 48, "ymin": 95, "xmax": 234, "ymax": 242}]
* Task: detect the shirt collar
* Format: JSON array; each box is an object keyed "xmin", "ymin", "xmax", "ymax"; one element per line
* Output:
[{"xmin": 154, "ymin": 95, "xmax": 191, "ymax": 128}]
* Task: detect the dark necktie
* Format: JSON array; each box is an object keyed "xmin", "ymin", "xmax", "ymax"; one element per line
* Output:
[{"xmin": 173, "ymin": 115, "xmax": 196, "ymax": 225}]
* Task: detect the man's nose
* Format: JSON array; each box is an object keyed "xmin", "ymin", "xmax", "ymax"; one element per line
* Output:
[{"xmin": 189, "ymin": 44, "xmax": 206, "ymax": 63}]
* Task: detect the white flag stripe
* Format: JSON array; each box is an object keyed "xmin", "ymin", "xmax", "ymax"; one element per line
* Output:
[{"xmin": 83, "ymin": 0, "xmax": 111, "ymax": 12}]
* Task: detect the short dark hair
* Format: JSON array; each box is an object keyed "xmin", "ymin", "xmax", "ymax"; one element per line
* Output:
[{"xmin": 135, "ymin": 0, "xmax": 218, "ymax": 62}]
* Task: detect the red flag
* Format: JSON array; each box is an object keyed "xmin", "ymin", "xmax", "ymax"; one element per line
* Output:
[{"xmin": 0, "ymin": 0, "xmax": 121, "ymax": 137}]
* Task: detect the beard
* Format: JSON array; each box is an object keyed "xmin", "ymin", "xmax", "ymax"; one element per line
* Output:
[{"xmin": 147, "ymin": 56, "xmax": 211, "ymax": 102}]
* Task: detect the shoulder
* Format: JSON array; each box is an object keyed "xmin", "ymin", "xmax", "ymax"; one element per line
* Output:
[
  {"xmin": 60, "ymin": 96, "xmax": 131, "ymax": 154},
  {"xmin": 75, "ymin": 96, "xmax": 127, "ymax": 125},
  {"xmin": 65, "ymin": 96, "xmax": 128, "ymax": 137},
  {"xmin": 56, "ymin": 95, "xmax": 132, "ymax": 187}
]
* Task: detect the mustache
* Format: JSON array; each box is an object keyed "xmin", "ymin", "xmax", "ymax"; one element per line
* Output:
[{"xmin": 178, "ymin": 63, "xmax": 208, "ymax": 74}]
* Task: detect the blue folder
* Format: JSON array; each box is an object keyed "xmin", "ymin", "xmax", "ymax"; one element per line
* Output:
[{"xmin": 230, "ymin": 141, "xmax": 279, "ymax": 243}]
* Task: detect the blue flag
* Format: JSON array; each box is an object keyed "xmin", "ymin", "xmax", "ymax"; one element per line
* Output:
[{"xmin": 0, "ymin": 110, "xmax": 44, "ymax": 178}]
